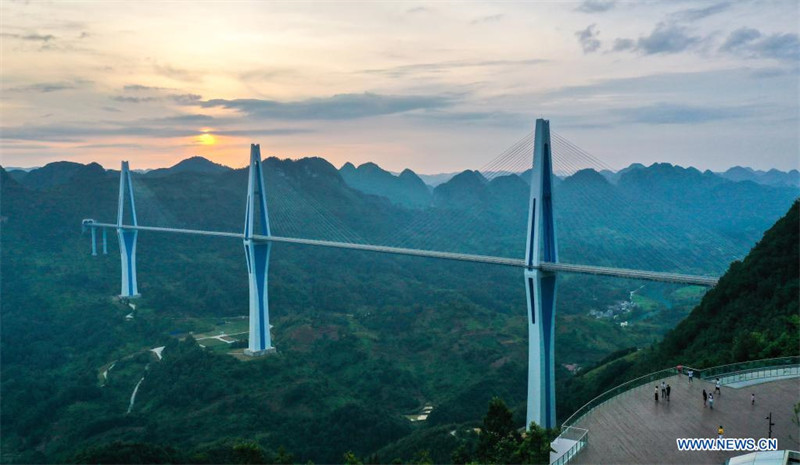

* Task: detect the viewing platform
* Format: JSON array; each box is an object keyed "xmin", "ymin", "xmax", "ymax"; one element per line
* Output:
[{"xmin": 553, "ymin": 358, "xmax": 800, "ymax": 464}]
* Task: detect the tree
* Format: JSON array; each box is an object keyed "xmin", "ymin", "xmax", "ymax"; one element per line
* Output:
[
  {"xmin": 232, "ymin": 440, "xmax": 267, "ymax": 464},
  {"xmin": 451, "ymin": 444, "xmax": 471, "ymax": 465},
  {"xmin": 515, "ymin": 422, "xmax": 558, "ymax": 465},
  {"xmin": 413, "ymin": 450, "xmax": 433, "ymax": 465},
  {"xmin": 343, "ymin": 451, "xmax": 362, "ymax": 465},
  {"xmin": 476, "ymin": 397, "xmax": 521, "ymax": 464},
  {"xmin": 274, "ymin": 446, "xmax": 294, "ymax": 465}
]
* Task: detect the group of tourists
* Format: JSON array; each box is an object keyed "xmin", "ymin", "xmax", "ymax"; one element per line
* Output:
[
  {"xmin": 653, "ymin": 373, "xmax": 733, "ymax": 410},
  {"xmin": 654, "ymin": 380, "xmax": 672, "ymax": 402},
  {"xmin": 654, "ymin": 369, "xmax": 758, "ymax": 415}
]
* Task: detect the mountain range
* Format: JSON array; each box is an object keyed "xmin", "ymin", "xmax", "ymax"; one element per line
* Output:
[{"xmin": 1, "ymin": 155, "xmax": 798, "ymax": 463}]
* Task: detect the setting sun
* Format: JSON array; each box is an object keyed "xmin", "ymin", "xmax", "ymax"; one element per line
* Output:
[{"xmin": 196, "ymin": 132, "xmax": 216, "ymax": 146}]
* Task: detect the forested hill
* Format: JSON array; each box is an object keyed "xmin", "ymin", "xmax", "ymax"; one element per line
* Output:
[
  {"xmin": 650, "ymin": 201, "xmax": 799, "ymax": 367},
  {"xmin": 556, "ymin": 202, "xmax": 799, "ymax": 420},
  {"xmin": 1, "ymin": 157, "xmax": 797, "ymax": 464}
]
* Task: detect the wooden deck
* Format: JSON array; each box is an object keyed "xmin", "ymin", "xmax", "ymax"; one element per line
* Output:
[{"xmin": 571, "ymin": 375, "xmax": 800, "ymax": 464}]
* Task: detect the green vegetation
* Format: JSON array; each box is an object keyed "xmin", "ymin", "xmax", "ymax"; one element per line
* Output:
[
  {"xmin": 650, "ymin": 200, "xmax": 800, "ymax": 367},
  {"xmin": 1, "ymin": 160, "xmax": 797, "ymax": 463},
  {"xmin": 557, "ymin": 201, "xmax": 800, "ymax": 417}
]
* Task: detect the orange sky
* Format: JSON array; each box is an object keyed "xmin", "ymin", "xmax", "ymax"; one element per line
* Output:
[{"xmin": 2, "ymin": 1, "xmax": 798, "ymax": 173}]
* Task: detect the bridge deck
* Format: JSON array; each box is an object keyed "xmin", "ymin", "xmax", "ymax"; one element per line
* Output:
[
  {"xmin": 82, "ymin": 222, "xmax": 719, "ymax": 286},
  {"xmin": 571, "ymin": 375, "xmax": 800, "ymax": 464}
]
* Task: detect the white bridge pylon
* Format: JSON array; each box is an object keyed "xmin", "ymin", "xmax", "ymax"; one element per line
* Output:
[
  {"xmin": 243, "ymin": 144, "xmax": 276, "ymax": 356},
  {"xmin": 525, "ymin": 119, "xmax": 558, "ymax": 429},
  {"xmin": 81, "ymin": 119, "xmax": 719, "ymax": 429},
  {"xmin": 117, "ymin": 161, "xmax": 139, "ymax": 298}
]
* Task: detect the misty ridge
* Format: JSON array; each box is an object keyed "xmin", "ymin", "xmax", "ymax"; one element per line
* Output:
[{"xmin": 3, "ymin": 155, "xmax": 797, "ymax": 275}]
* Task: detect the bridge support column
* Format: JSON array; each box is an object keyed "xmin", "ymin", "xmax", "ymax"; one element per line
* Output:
[
  {"xmin": 91, "ymin": 227, "xmax": 98, "ymax": 256},
  {"xmin": 525, "ymin": 118, "xmax": 559, "ymax": 429},
  {"xmin": 117, "ymin": 161, "xmax": 140, "ymax": 298},
  {"xmin": 243, "ymin": 144, "xmax": 276, "ymax": 357}
]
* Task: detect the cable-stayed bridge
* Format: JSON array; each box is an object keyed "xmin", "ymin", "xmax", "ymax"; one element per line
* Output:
[
  {"xmin": 81, "ymin": 222, "xmax": 719, "ymax": 286},
  {"xmin": 81, "ymin": 119, "xmax": 724, "ymax": 432}
]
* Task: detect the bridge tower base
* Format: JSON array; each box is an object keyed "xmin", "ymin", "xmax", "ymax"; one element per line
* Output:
[
  {"xmin": 525, "ymin": 118, "xmax": 559, "ymax": 430},
  {"xmin": 117, "ymin": 161, "xmax": 140, "ymax": 298},
  {"xmin": 243, "ymin": 144, "xmax": 276, "ymax": 357}
]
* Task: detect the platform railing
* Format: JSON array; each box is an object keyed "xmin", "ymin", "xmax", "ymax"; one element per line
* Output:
[
  {"xmin": 716, "ymin": 365, "xmax": 800, "ymax": 385},
  {"xmin": 550, "ymin": 426, "xmax": 588, "ymax": 465},
  {"xmin": 560, "ymin": 366, "xmax": 686, "ymax": 429},
  {"xmin": 551, "ymin": 356, "xmax": 800, "ymax": 465},
  {"xmin": 696, "ymin": 356, "xmax": 800, "ymax": 382}
]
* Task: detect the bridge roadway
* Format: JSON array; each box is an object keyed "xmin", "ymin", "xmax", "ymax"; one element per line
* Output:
[{"xmin": 84, "ymin": 221, "xmax": 719, "ymax": 287}]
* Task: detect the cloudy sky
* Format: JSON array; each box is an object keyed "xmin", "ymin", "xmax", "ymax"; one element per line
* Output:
[{"xmin": 2, "ymin": 0, "xmax": 798, "ymax": 173}]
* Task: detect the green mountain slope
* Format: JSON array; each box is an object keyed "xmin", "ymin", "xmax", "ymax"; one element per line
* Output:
[
  {"xmin": 557, "ymin": 202, "xmax": 800, "ymax": 418},
  {"xmin": 652, "ymin": 200, "xmax": 799, "ymax": 367},
  {"xmin": 339, "ymin": 162, "xmax": 431, "ymax": 208},
  {"xmin": 1, "ymin": 159, "xmax": 797, "ymax": 463}
]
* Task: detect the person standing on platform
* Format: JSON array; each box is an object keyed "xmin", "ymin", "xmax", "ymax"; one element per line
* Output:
[
  {"xmin": 666, "ymin": 384, "xmax": 671, "ymax": 401},
  {"xmin": 708, "ymin": 392, "xmax": 714, "ymax": 410},
  {"xmin": 715, "ymin": 378, "xmax": 721, "ymax": 395},
  {"xmin": 688, "ymin": 370, "xmax": 694, "ymax": 383},
  {"xmin": 751, "ymin": 393, "xmax": 755, "ymax": 405},
  {"xmin": 703, "ymin": 389, "xmax": 707, "ymax": 407},
  {"xmin": 661, "ymin": 381, "xmax": 666, "ymax": 399},
  {"xmin": 718, "ymin": 425, "xmax": 724, "ymax": 439},
  {"xmin": 655, "ymin": 385, "xmax": 659, "ymax": 402}
]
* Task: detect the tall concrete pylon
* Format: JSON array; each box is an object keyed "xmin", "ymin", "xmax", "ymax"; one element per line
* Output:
[
  {"xmin": 525, "ymin": 118, "xmax": 558, "ymax": 429},
  {"xmin": 243, "ymin": 144, "xmax": 276, "ymax": 356},
  {"xmin": 117, "ymin": 161, "xmax": 140, "ymax": 298}
]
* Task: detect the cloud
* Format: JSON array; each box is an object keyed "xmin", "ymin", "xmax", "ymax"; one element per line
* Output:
[
  {"xmin": 669, "ymin": 2, "xmax": 731, "ymax": 22},
  {"xmin": 110, "ymin": 95, "xmax": 159, "ymax": 103},
  {"xmin": 406, "ymin": 6, "xmax": 429, "ymax": 14},
  {"xmin": 199, "ymin": 92, "xmax": 454, "ymax": 120},
  {"xmin": 213, "ymin": 128, "xmax": 313, "ymax": 137},
  {"xmin": 239, "ymin": 68, "xmax": 297, "ymax": 82},
  {"xmin": 363, "ymin": 58, "xmax": 547, "ymax": 78},
  {"xmin": 139, "ymin": 114, "xmax": 215, "ymax": 124},
  {"xmin": 613, "ymin": 102, "xmax": 754, "ymax": 124},
  {"xmin": 410, "ymin": 110, "xmax": 527, "ymax": 127},
  {"xmin": 721, "ymin": 27, "xmax": 800, "ymax": 62},
  {"xmin": 6, "ymin": 82, "xmax": 78, "ymax": 92},
  {"xmin": 719, "ymin": 27, "xmax": 762, "ymax": 52},
  {"xmin": 576, "ymin": 0, "xmax": 615, "ymax": 13},
  {"xmin": 102, "ymin": 106, "xmax": 121, "ymax": 112},
  {"xmin": 0, "ymin": 142, "xmax": 53, "ymax": 151},
  {"xmin": 470, "ymin": 14, "xmax": 503, "ymax": 25},
  {"xmin": 110, "ymin": 93, "xmax": 203, "ymax": 105},
  {"xmin": 169, "ymin": 93, "xmax": 203, "ymax": 104},
  {"xmin": 576, "ymin": 24, "xmax": 601, "ymax": 53},
  {"xmin": 123, "ymin": 84, "xmax": 165, "ymax": 92},
  {"xmin": 1, "ymin": 125, "xmax": 187, "ymax": 142},
  {"xmin": 1, "ymin": 122, "xmax": 310, "ymax": 142},
  {"xmin": 154, "ymin": 64, "xmax": 201, "ymax": 82},
  {"xmin": 612, "ymin": 38, "xmax": 635, "ymax": 52},
  {"xmin": 541, "ymin": 68, "xmax": 799, "ymax": 127},
  {"xmin": 1, "ymin": 32, "xmax": 55, "ymax": 42},
  {"xmin": 77, "ymin": 143, "xmax": 146, "ymax": 149},
  {"xmin": 635, "ymin": 23, "xmax": 702, "ymax": 54},
  {"xmin": 754, "ymin": 33, "xmax": 800, "ymax": 62}
]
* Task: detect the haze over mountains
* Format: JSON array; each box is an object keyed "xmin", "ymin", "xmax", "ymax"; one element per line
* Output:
[
  {"xmin": 6, "ymin": 156, "xmax": 800, "ymax": 190},
  {"xmin": 4, "ymin": 154, "xmax": 798, "ymax": 275}
]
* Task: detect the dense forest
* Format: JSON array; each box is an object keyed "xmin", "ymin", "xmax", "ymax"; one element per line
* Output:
[
  {"xmin": 1, "ymin": 158, "xmax": 797, "ymax": 463},
  {"xmin": 556, "ymin": 201, "xmax": 800, "ymax": 417}
]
